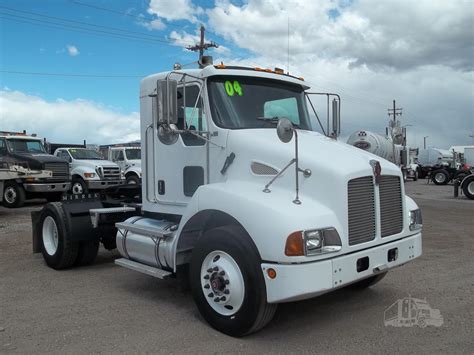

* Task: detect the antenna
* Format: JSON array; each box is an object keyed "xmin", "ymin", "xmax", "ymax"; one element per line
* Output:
[
  {"xmin": 186, "ymin": 25, "xmax": 218, "ymax": 68},
  {"xmin": 287, "ymin": 16, "xmax": 290, "ymax": 73}
]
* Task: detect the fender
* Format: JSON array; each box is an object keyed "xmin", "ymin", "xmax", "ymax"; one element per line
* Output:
[
  {"xmin": 124, "ymin": 166, "xmax": 141, "ymax": 178},
  {"xmin": 70, "ymin": 166, "xmax": 98, "ymax": 180},
  {"xmin": 460, "ymin": 174, "xmax": 474, "ymax": 190},
  {"xmin": 172, "ymin": 180, "xmax": 343, "ymax": 269}
]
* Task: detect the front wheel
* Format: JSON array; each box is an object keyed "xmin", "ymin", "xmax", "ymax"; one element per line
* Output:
[
  {"xmin": 462, "ymin": 176, "xmax": 474, "ymax": 199},
  {"xmin": 126, "ymin": 175, "xmax": 140, "ymax": 185},
  {"xmin": 71, "ymin": 177, "xmax": 88, "ymax": 195},
  {"xmin": 190, "ymin": 225, "xmax": 277, "ymax": 337},
  {"xmin": 2, "ymin": 182, "xmax": 26, "ymax": 208},
  {"xmin": 431, "ymin": 169, "xmax": 449, "ymax": 185}
]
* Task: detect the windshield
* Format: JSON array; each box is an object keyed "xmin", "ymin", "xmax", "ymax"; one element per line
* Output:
[
  {"xmin": 69, "ymin": 149, "xmax": 103, "ymax": 160},
  {"xmin": 125, "ymin": 149, "xmax": 141, "ymax": 160},
  {"xmin": 207, "ymin": 76, "xmax": 312, "ymax": 130},
  {"xmin": 7, "ymin": 139, "xmax": 46, "ymax": 153}
]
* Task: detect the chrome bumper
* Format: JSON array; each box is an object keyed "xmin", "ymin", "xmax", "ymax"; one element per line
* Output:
[
  {"xmin": 24, "ymin": 182, "xmax": 71, "ymax": 193},
  {"xmin": 86, "ymin": 179, "xmax": 125, "ymax": 190}
]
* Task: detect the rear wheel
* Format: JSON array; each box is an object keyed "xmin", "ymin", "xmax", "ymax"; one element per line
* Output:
[
  {"xmin": 2, "ymin": 182, "xmax": 25, "ymax": 208},
  {"xmin": 40, "ymin": 202, "xmax": 79, "ymax": 269},
  {"xmin": 462, "ymin": 176, "xmax": 474, "ymax": 199},
  {"xmin": 431, "ymin": 169, "xmax": 449, "ymax": 185},
  {"xmin": 349, "ymin": 272, "xmax": 387, "ymax": 289},
  {"xmin": 413, "ymin": 170, "xmax": 418, "ymax": 181},
  {"xmin": 190, "ymin": 225, "xmax": 277, "ymax": 337}
]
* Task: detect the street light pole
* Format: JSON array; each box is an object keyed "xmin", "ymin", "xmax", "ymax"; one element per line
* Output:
[{"xmin": 423, "ymin": 136, "xmax": 429, "ymax": 149}]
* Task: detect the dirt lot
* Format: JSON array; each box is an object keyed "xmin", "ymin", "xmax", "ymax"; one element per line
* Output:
[{"xmin": 1, "ymin": 180, "xmax": 473, "ymax": 353}]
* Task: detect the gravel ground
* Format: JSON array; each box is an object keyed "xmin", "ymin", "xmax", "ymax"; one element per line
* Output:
[{"xmin": 0, "ymin": 180, "xmax": 473, "ymax": 354}]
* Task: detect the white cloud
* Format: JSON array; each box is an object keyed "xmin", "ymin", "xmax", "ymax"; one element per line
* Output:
[
  {"xmin": 147, "ymin": 0, "xmax": 203, "ymax": 23},
  {"xmin": 206, "ymin": 0, "xmax": 473, "ymax": 71},
  {"xmin": 141, "ymin": 18, "xmax": 166, "ymax": 31},
  {"xmin": 0, "ymin": 89, "xmax": 139, "ymax": 144},
  {"xmin": 67, "ymin": 45, "xmax": 80, "ymax": 57}
]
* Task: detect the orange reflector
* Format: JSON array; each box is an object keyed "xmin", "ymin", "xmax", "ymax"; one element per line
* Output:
[
  {"xmin": 298, "ymin": 77, "xmax": 305, "ymax": 81},
  {"xmin": 267, "ymin": 268, "xmax": 277, "ymax": 279},
  {"xmin": 285, "ymin": 231, "xmax": 305, "ymax": 256},
  {"xmin": 215, "ymin": 62, "xmax": 226, "ymax": 69},
  {"xmin": 274, "ymin": 67, "xmax": 284, "ymax": 74}
]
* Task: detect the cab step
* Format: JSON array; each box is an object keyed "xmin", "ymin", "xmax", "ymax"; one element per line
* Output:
[{"xmin": 115, "ymin": 258, "xmax": 172, "ymax": 279}]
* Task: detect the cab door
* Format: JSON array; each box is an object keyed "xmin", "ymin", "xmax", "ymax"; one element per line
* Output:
[{"xmin": 153, "ymin": 83, "xmax": 208, "ymax": 211}]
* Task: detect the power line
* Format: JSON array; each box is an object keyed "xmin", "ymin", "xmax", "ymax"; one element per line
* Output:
[{"xmin": 0, "ymin": 70, "xmax": 143, "ymax": 78}]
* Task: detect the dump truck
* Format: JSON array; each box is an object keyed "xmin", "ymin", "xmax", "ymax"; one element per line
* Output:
[{"xmin": 31, "ymin": 64, "xmax": 423, "ymax": 336}]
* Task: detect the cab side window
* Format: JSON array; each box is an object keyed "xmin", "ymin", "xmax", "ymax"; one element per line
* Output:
[
  {"xmin": 177, "ymin": 85, "xmax": 207, "ymax": 146},
  {"xmin": 112, "ymin": 150, "xmax": 124, "ymax": 161},
  {"xmin": 0, "ymin": 138, "xmax": 6, "ymax": 156}
]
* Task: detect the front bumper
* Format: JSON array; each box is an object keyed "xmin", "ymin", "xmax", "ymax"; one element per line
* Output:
[
  {"xmin": 261, "ymin": 232, "xmax": 422, "ymax": 303},
  {"xmin": 85, "ymin": 179, "xmax": 125, "ymax": 190},
  {"xmin": 24, "ymin": 182, "xmax": 71, "ymax": 193}
]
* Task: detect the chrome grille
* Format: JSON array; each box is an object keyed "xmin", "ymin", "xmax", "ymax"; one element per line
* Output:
[
  {"xmin": 348, "ymin": 176, "xmax": 376, "ymax": 245},
  {"xmin": 380, "ymin": 175, "xmax": 403, "ymax": 237},
  {"xmin": 101, "ymin": 166, "xmax": 121, "ymax": 180},
  {"xmin": 44, "ymin": 162, "xmax": 69, "ymax": 181}
]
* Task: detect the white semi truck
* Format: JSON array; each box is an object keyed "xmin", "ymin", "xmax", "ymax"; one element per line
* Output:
[{"xmin": 31, "ymin": 64, "xmax": 423, "ymax": 336}]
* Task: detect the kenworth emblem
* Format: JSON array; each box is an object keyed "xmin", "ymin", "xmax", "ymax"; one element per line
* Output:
[{"xmin": 370, "ymin": 160, "xmax": 382, "ymax": 185}]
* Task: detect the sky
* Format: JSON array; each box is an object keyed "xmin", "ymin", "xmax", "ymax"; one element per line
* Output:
[{"xmin": 0, "ymin": 0, "xmax": 473, "ymax": 148}]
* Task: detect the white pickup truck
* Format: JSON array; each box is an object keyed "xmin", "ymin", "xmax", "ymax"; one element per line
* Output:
[
  {"xmin": 54, "ymin": 147, "xmax": 124, "ymax": 194},
  {"xmin": 107, "ymin": 147, "xmax": 141, "ymax": 184}
]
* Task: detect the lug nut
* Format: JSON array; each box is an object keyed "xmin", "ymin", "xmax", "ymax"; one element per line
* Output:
[
  {"xmin": 214, "ymin": 297, "xmax": 220, "ymax": 302},
  {"xmin": 203, "ymin": 274, "xmax": 210, "ymax": 280},
  {"xmin": 204, "ymin": 284, "xmax": 210, "ymax": 289},
  {"xmin": 224, "ymin": 280, "xmax": 229, "ymax": 285},
  {"xmin": 219, "ymin": 270, "xmax": 225, "ymax": 276},
  {"xmin": 208, "ymin": 293, "xmax": 214, "ymax": 298},
  {"xmin": 213, "ymin": 255, "xmax": 220, "ymax": 262},
  {"xmin": 207, "ymin": 268, "xmax": 213, "ymax": 273},
  {"xmin": 213, "ymin": 266, "xmax": 219, "ymax": 271},
  {"xmin": 224, "ymin": 289, "xmax": 229, "ymax": 295},
  {"xmin": 220, "ymin": 296, "xmax": 226, "ymax": 301}
]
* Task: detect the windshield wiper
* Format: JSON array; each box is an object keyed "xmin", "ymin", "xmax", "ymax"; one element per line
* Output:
[{"xmin": 257, "ymin": 116, "xmax": 300, "ymax": 128}]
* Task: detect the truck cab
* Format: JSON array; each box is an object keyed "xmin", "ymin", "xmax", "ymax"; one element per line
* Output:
[
  {"xmin": 33, "ymin": 64, "xmax": 423, "ymax": 336},
  {"xmin": 0, "ymin": 132, "xmax": 70, "ymax": 207},
  {"xmin": 108, "ymin": 147, "xmax": 141, "ymax": 184},
  {"xmin": 54, "ymin": 147, "xmax": 124, "ymax": 194}
]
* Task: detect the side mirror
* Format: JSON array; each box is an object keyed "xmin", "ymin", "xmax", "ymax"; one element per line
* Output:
[
  {"xmin": 276, "ymin": 118, "xmax": 294, "ymax": 143},
  {"xmin": 157, "ymin": 79, "xmax": 178, "ymax": 125},
  {"xmin": 331, "ymin": 98, "xmax": 340, "ymax": 137}
]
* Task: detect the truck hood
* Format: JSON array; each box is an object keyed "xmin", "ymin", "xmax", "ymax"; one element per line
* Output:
[
  {"xmin": 225, "ymin": 129, "xmax": 402, "ymax": 183},
  {"xmin": 6, "ymin": 152, "xmax": 68, "ymax": 170}
]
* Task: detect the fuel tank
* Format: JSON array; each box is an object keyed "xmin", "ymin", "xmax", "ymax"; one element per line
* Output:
[
  {"xmin": 347, "ymin": 130, "xmax": 401, "ymax": 164},
  {"xmin": 116, "ymin": 216, "xmax": 175, "ymax": 269}
]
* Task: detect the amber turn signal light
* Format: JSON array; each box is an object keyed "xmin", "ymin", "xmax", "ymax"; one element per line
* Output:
[{"xmin": 285, "ymin": 231, "xmax": 305, "ymax": 256}]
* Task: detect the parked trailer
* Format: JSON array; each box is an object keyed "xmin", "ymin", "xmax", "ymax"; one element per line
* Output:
[
  {"xmin": 32, "ymin": 64, "xmax": 423, "ymax": 336},
  {"xmin": 346, "ymin": 130, "xmax": 417, "ymax": 181}
]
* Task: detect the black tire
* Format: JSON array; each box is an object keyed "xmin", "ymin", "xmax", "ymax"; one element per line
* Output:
[
  {"xmin": 2, "ymin": 182, "xmax": 26, "ymax": 208},
  {"xmin": 71, "ymin": 177, "xmax": 88, "ymax": 195},
  {"xmin": 75, "ymin": 240, "xmax": 100, "ymax": 266},
  {"xmin": 431, "ymin": 169, "xmax": 449, "ymax": 185},
  {"xmin": 462, "ymin": 176, "xmax": 474, "ymax": 199},
  {"xmin": 126, "ymin": 174, "xmax": 140, "ymax": 185},
  {"xmin": 348, "ymin": 272, "xmax": 387, "ymax": 289},
  {"xmin": 413, "ymin": 171, "xmax": 418, "ymax": 181},
  {"xmin": 190, "ymin": 225, "xmax": 277, "ymax": 337},
  {"xmin": 39, "ymin": 202, "xmax": 79, "ymax": 269}
]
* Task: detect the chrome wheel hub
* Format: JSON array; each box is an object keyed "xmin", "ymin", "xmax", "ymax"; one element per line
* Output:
[
  {"xmin": 72, "ymin": 182, "xmax": 83, "ymax": 194},
  {"xmin": 4, "ymin": 187, "xmax": 17, "ymax": 204},
  {"xmin": 468, "ymin": 181, "xmax": 474, "ymax": 195},
  {"xmin": 435, "ymin": 173, "xmax": 445, "ymax": 183},
  {"xmin": 42, "ymin": 216, "xmax": 59, "ymax": 256},
  {"xmin": 200, "ymin": 250, "xmax": 245, "ymax": 316}
]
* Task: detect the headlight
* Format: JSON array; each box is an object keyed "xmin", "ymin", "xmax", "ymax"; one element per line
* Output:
[
  {"xmin": 285, "ymin": 228, "xmax": 342, "ymax": 256},
  {"xmin": 409, "ymin": 209, "xmax": 423, "ymax": 231},
  {"xmin": 84, "ymin": 172, "xmax": 96, "ymax": 178}
]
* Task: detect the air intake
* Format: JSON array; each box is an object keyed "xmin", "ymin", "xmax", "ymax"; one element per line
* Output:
[{"xmin": 251, "ymin": 162, "xmax": 278, "ymax": 176}]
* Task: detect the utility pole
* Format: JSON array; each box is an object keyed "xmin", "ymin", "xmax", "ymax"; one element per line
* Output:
[
  {"xmin": 186, "ymin": 25, "xmax": 218, "ymax": 68},
  {"xmin": 424, "ymin": 136, "xmax": 429, "ymax": 149},
  {"xmin": 387, "ymin": 99, "xmax": 402, "ymax": 122}
]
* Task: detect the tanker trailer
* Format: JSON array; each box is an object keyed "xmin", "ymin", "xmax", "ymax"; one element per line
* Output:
[{"xmin": 347, "ymin": 130, "xmax": 416, "ymax": 181}]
